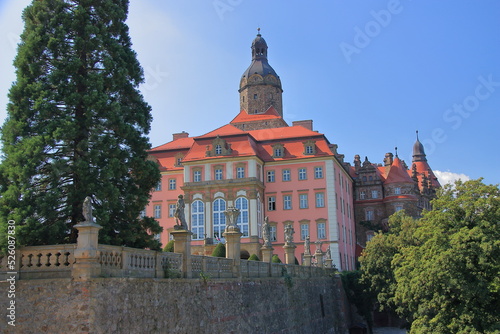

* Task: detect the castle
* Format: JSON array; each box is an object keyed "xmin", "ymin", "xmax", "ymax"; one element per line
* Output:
[{"xmin": 145, "ymin": 32, "xmax": 440, "ymax": 269}]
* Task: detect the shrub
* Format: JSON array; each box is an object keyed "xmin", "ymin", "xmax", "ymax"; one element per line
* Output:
[
  {"xmin": 248, "ymin": 254, "xmax": 260, "ymax": 261},
  {"xmin": 211, "ymin": 242, "xmax": 226, "ymax": 257},
  {"xmin": 271, "ymin": 254, "xmax": 282, "ymax": 263},
  {"xmin": 163, "ymin": 240, "xmax": 174, "ymax": 252}
]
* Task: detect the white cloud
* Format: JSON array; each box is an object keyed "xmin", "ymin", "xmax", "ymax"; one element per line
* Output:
[{"xmin": 434, "ymin": 170, "xmax": 471, "ymax": 186}]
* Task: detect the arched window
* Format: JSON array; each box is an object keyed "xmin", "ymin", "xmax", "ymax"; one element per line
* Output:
[
  {"xmin": 235, "ymin": 197, "xmax": 249, "ymax": 237},
  {"xmin": 213, "ymin": 198, "xmax": 226, "ymax": 242},
  {"xmin": 191, "ymin": 200, "xmax": 204, "ymax": 240}
]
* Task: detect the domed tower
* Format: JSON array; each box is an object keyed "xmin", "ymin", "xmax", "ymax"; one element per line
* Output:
[{"xmin": 239, "ymin": 30, "xmax": 283, "ymax": 116}]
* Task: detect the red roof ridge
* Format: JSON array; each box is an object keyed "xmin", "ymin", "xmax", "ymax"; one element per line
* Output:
[{"xmin": 230, "ymin": 106, "xmax": 282, "ymax": 124}]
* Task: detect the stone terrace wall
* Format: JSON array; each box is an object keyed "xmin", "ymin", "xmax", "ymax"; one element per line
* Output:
[{"xmin": 0, "ymin": 276, "xmax": 349, "ymax": 334}]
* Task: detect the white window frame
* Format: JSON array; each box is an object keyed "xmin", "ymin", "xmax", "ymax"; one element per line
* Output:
[
  {"xmin": 282, "ymin": 169, "xmax": 291, "ymax": 181},
  {"xmin": 299, "ymin": 194, "xmax": 308, "ymax": 209},
  {"xmin": 314, "ymin": 166, "xmax": 323, "ymax": 179},
  {"xmin": 298, "ymin": 168, "xmax": 307, "ymax": 180},
  {"xmin": 283, "ymin": 195, "xmax": 292, "ymax": 210},
  {"xmin": 315, "ymin": 193, "xmax": 325, "ymax": 208},
  {"xmin": 267, "ymin": 170, "xmax": 275, "ymax": 182}
]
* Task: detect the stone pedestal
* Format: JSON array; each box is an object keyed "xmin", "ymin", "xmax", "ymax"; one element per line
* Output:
[
  {"xmin": 261, "ymin": 246, "xmax": 274, "ymax": 263},
  {"xmin": 315, "ymin": 251, "xmax": 324, "ymax": 267},
  {"xmin": 72, "ymin": 221, "xmax": 102, "ymax": 281},
  {"xmin": 223, "ymin": 230, "xmax": 242, "ymax": 260},
  {"xmin": 283, "ymin": 244, "xmax": 296, "ymax": 265},
  {"xmin": 171, "ymin": 230, "xmax": 193, "ymax": 278},
  {"xmin": 303, "ymin": 254, "xmax": 313, "ymax": 266},
  {"xmin": 325, "ymin": 258, "xmax": 333, "ymax": 269}
]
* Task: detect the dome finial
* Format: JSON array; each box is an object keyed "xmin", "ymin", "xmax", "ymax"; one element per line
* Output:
[
  {"xmin": 257, "ymin": 27, "xmax": 261, "ymax": 36},
  {"xmin": 416, "ymin": 130, "xmax": 419, "ymax": 140},
  {"xmin": 395, "ymin": 146, "xmax": 398, "ymax": 158}
]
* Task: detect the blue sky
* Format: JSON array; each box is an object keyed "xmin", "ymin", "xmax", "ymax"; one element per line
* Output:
[{"xmin": 1, "ymin": 1, "xmax": 499, "ymax": 185}]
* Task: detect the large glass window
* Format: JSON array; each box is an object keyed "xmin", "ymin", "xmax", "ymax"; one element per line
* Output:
[
  {"xmin": 298, "ymin": 168, "xmax": 307, "ymax": 180},
  {"xmin": 283, "ymin": 195, "xmax": 292, "ymax": 210},
  {"xmin": 235, "ymin": 197, "xmax": 249, "ymax": 237},
  {"xmin": 315, "ymin": 193, "xmax": 325, "ymax": 208},
  {"xmin": 154, "ymin": 204, "xmax": 161, "ymax": 219},
  {"xmin": 236, "ymin": 166, "xmax": 245, "ymax": 179},
  {"xmin": 213, "ymin": 199, "xmax": 226, "ymax": 242},
  {"xmin": 317, "ymin": 222, "xmax": 326, "ymax": 239},
  {"xmin": 299, "ymin": 194, "xmax": 308, "ymax": 209},
  {"xmin": 314, "ymin": 166, "xmax": 323, "ymax": 179},
  {"xmin": 168, "ymin": 178, "xmax": 176, "ymax": 190},
  {"xmin": 270, "ymin": 225, "xmax": 277, "ymax": 241},
  {"xmin": 215, "ymin": 168, "xmax": 223, "ymax": 180},
  {"xmin": 193, "ymin": 170, "xmax": 201, "ymax": 182},
  {"xmin": 191, "ymin": 200, "xmax": 205, "ymax": 240},
  {"xmin": 267, "ymin": 196, "xmax": 276, "ymax": 211},
  {"xmin": 282, "ymin": 169, "xmax": 291, "ymax": 181},
  {"xmin": 300, "ymin": 224, "xmax": 309, "ymax": 240}
]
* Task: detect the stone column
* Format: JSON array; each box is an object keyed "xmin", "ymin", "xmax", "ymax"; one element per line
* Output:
[
  {"xmin": 223, "ymin": 207, "xmax": 242, "ymax": 277},
  {"xmin": 72, "ymin": 221, "xmax": 102, "ymax": 281},
  {"xmin": 171, "ymin": 230, "xmax": 193, "ymax": 278},
  {"xmin": 261, "ymin": 246, "xmax": 274, "ymax": 263},
  {"xmin": 283, "ymin": 244, "xmax": 296, "ymax": 265}
]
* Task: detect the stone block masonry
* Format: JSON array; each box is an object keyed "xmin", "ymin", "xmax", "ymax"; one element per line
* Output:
[{"xmin": 0, "ymin": 276, "xmax": 349, "ymax": 333}]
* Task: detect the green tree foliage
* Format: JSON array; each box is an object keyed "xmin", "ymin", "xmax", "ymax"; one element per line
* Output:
[
  {"xmin": 248, "ymin": 254, "xmax": 260, "ymax": 261},
  {"xmin": 211, "ymin": 243, "xmax": 226, "ymax": 257},
  {"xmin": 163, "ymin": 240, "xmax": 174, "ymax": 253},
  {"xmin": 361, "ymin": 179, "xmax": 500, "ymax": 334},
  {"xmin": 271, "ymin": 254, "xmax": 282, "ymax": 263},
  {"xmin": 0, "ymin": 0, "xmax": 161, "ymax": 252}
]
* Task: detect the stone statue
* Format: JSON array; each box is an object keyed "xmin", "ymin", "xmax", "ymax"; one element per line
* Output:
[
  {"xmin": 223, "ymin": 207, "xmax": 241, "ymax": 232},
  {"xmin": 304, "ymin": 236, "xmax": 311, "ymax": 255},
  {"xmin": 315, "ymin": 240, "xmax": 323, "ymax": 254},
  {"xmin": 82, "ymin": 196, "xmax": 93, "ymax": 223},
  {"xmin": 174, "ymin": 195, "xmax": 188, "ymax": 230},
  {"xmin": 262, "ymin": 216, "xmax": 271, "ymax": 247},
  {"xmin": 284, "ymin": 224, "xmax": 294, "ymax": 245},
  {"xmin": 326, "ymin": 246, "xmax": 331, "ymax": 260}
]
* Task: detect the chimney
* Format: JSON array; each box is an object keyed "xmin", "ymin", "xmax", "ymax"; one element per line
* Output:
[
  {"xmin": 292, "ymin": 120, "xmax": 313, "ymax": 131},
  {"xmin": 172, "ymin": 131, "xmax": 189, "ymax": 141}
]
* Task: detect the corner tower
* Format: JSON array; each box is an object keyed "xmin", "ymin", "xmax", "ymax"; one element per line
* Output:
[{"xmin": 239, "ymin": 30, "xmax": 283, "ymax": 116}]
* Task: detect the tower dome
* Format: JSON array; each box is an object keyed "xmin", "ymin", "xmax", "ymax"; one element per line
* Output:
[
  {"xmin": 239, "ymin": 30, "xmax": 283, "ymax": 116},
  {"xmin": 412, "ymin": 131, "xmax": 427, "ymax": 162}
]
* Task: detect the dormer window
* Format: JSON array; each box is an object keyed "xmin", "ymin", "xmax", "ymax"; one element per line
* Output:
[
  {"xmin": 303, "ymin": 140, "xmax": 316, "ymax": 155},
  {"xmin": 206, "ymin": 136, "xmax": 232, "ymax": 157},
  {"xmin": 272, "ymin": 143, "xmax": 284, "ymax": 158},
  {"xmin": 174, "ymin": 153, "xmax": 183, "ymax": 167},
  {"xmin": 215, "ymin": 144, "xmax": 222, "ymax": 155}
]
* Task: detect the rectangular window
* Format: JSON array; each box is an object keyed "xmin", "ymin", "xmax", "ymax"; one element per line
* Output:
[
  {"xmin": 169, "ymin": 204, "xmax": 176, "ymax": 217},
  {"xmin": 283, "ymin": 195, "xmax": 292, "ymax": 210},
  {"xmin": 168, "ymin": 178, "xmax": 176, "ymax": 190},
  {"xmin": 298, "ymin": 168, "xmax": 307, "ymax": 180},
  {"xmin": 314, "ymin": 166, "xmax": 323, "ymax": 179},
  {"xmin": 267, "ymin": 196, "xmax": 276, "ymax": 211},
  {"xmin": 236, "ymin": 166, "xmax": 245, "ymax": 179},
  {"xmin": 365, "ymin": 210, "xmax": 374, "ymax": 221},
  {"xmin": 139, "ymin": 209, "xmax": 146, "ymax": 218},
  {"xmin": 267, "ymin": 170, "xmax": 275, "ymax": 182},
  {"xmin": 193, "ymin": 170, "xmax": 201, "ymax": 182},
  {"xmin": 317, "ymin": 222, "xmax": 326, "ymax": 239},
  {"xmin": 154, "ymin": 204, "xmax": 161, "ymax": 219},
  {"xmin": 155, "ymin": 180, "xmax": 162, "ymax": 191},
  {"xmin": 395, "ymin": 205, "xmax": 403, "ymax": 212},
  {"xmin": 274, "ymin": 148, "xmax": 283, "ymax": 157},
  {"xmin": 282, "ymin": 169, "xmax": 291, "ymax": 181},
  {"xmin": 270, "ymin": 226, "xmax": 277, "ymax": 241},
  {"xmin": 215, "ymin": 168, "xmax": 223, "ymax": 180},
  {"xmin": 359, "ymin": 191, "xmax": 366, "ymax": 200},
  {"xmin": 305, "ymin": 145, "xmax": 314, "ymax": 154},
  {"xmin": 300, "ymin": 224, "xmax": 309, "ymax": 240},
  {"xmin": 299, "ymin": 194, "xmax": 308, "ymax": 209},
  {"xmin": 371, "ymin": 190, "xmax": 378, "ymax": 199},
  {"xmin": 315, "ymin": 193, "xmax": 325, "ymax": 208},
  {"xmin": 395, "ymin": 187, "xmax": 401, "ymax": 195}
]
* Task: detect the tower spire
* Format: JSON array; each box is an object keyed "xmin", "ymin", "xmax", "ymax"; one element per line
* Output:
[{"xmin": 412, "ymin": 130, "xmax": 427, "ymax": 162}]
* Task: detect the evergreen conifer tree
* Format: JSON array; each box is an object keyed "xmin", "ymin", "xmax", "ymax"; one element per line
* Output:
[{"xmin": 0, "ymin": 0, "xmax": 161, "ymax": 252}]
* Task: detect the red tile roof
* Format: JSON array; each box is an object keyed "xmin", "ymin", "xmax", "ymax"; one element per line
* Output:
[
  {"xmin": 385, "ymin": 157, "xmax": 414, "ymax": 184},
  {"xmin": 230, "ymin": 106, "xmax": 282, "ymax": 123},
  {"xmin": 150, "ymin": 137, "xmax": 194, "ymax": 152}
]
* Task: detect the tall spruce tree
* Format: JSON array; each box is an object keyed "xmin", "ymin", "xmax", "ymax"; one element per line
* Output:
[{"xmin": 0, "ymin": 0, "xmax": 162, "ymax": 252}]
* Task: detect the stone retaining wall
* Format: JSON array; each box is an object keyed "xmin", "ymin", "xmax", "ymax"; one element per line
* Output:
[{"xmin": 0, "ymin": 276, "xmax": 349, "ymax": 333}]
